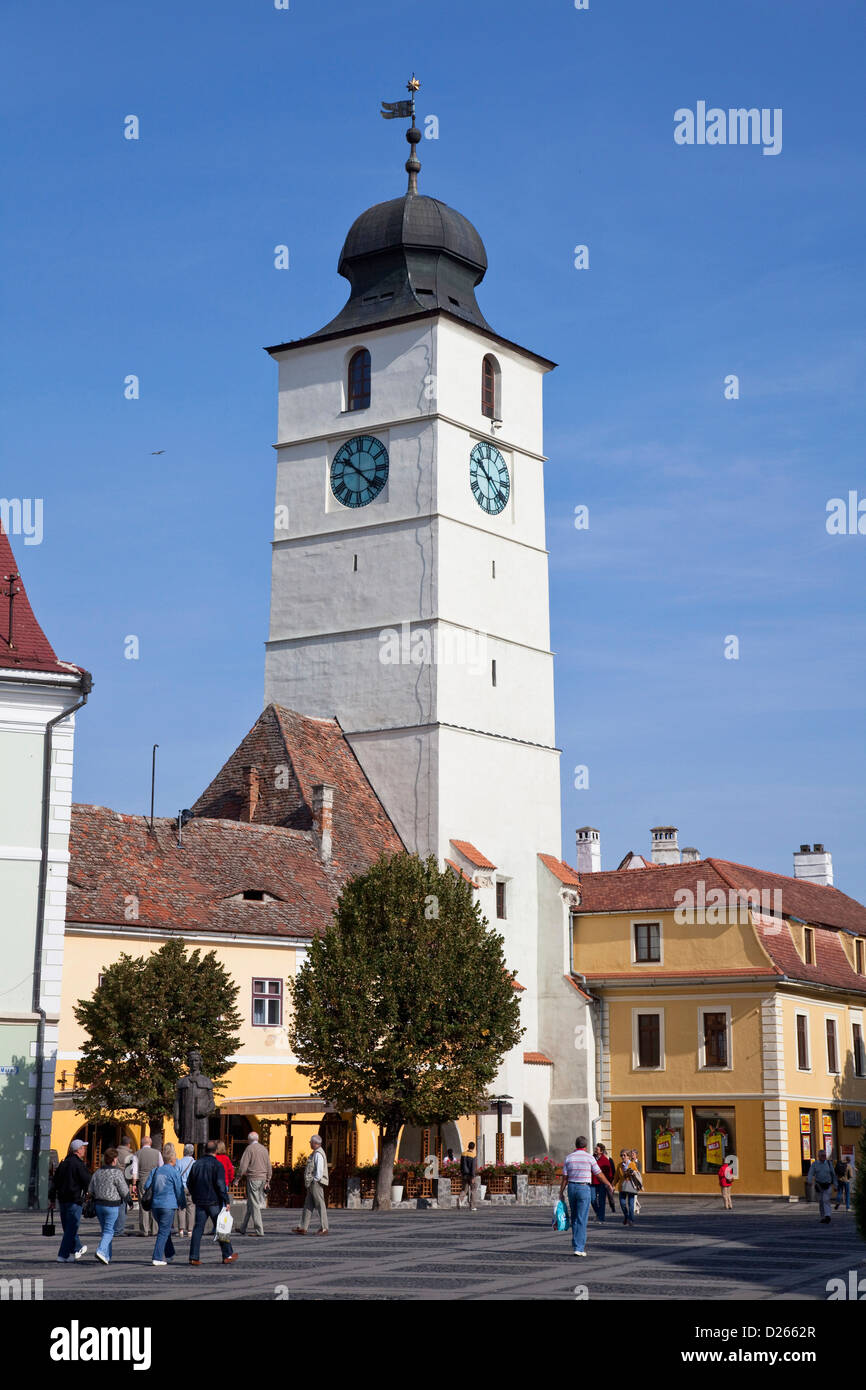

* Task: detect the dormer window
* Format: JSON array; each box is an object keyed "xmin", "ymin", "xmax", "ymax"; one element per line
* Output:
[
  {"xmin": 481, "ymin": 354, "xmax": 500, "ymax": 419},
  {"xmin": 804, "ymin": 927, "xmax": 814, "ymax": 965},
  {"xmin": 242, "ymin": 889, "xmax": 265, "ymax": 902},
  {"xmin": 348, "ymin": 348, "xmax": 371, "ymax": 411}
]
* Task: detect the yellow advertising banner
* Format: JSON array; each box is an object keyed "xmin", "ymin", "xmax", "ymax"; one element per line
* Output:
[
  {"xmin": 823, "ymin": 1115, "xmax": 834, "ymax": 1136},
  {"xmin": 800, "ymin": 1113, "xmax": 812, "ymax": 1134},
  {"xmin": 655, "ymin": 1129, "xmax": 673, "ymax": 1165},
  {"xmin": 705, "ymin": 1127, "xmax": 724, "ymax": 1166}
]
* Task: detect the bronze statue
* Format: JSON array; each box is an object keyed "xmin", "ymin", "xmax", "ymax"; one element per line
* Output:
[{"xmin": 173, "ymin": 1049, "xmax": 215, "ymax": 1148}]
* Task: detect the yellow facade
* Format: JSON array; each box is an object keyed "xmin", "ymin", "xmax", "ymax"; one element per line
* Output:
[{"xmin": 574, "ymin": 908, "xmax": 866, "ymax": 1195}]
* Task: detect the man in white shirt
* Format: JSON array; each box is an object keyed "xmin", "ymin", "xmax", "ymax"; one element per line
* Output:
[
  {"xmin": 558, "ymin": 1136, "xmax": 614, "ymax": 1256},
  {"xmin": 294, "ymin": 1135, "xmax": 329, "ymax": 1235}
]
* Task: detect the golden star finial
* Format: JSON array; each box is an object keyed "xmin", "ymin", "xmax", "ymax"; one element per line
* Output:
[{"xmin": 407, "ymin": 74, "xmax": 420, "ymax": 93}]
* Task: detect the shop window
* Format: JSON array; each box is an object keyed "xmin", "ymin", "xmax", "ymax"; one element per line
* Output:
[
  {"xmin": 633, "ymin": 921, "xmax": 661, "ymax": 963},
  {"xmin": 693, "ymin": 1108, "xmax": 736, "ymax": 1175},
  {"xmin": 643, "ymin": 1106, "xmax": 685, "ymax": 1174}
]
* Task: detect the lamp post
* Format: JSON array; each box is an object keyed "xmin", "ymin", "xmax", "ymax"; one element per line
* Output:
[{"xmin": 491, "ymin": 1095, "xmax": 512, "ymax": 1165}]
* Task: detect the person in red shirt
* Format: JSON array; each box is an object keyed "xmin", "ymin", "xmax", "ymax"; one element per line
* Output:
[
  {"xmin": 215, "ymin": 1142, "xmax": 235, "ymax": 1186},
  {"xmin": 718, "ymin": 1155, "xmax": 735, "ymax": 1209},
  {"xmin": 591, "ymin": 1144, "xmax": 616, "ymax": 1223}
]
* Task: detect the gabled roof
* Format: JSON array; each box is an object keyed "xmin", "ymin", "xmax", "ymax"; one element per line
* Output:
[
  {"xmin": 0, "ymin": 523, "xmax": 82, "ymax": 678},
  {"xmin": 444, "ymin": 858, "xmax": 475, "ymax": 886},
  {"xmin": 68, "ymin": 705, "xmax": 404, "ymax": 936},
  {"xmin": 192, "ymin": 704, "xmax": 403, "ymax": 874},
  {"xmin": 616, "ymin": 852, "xmax": 661, "ymax": 870},
  {"xmin": 450, "ymin": 839, "xmax": 496, "ymax": 870},
  {"xmin": 538, "ymin": 853, "xmax": 581, "ymax": 886}
]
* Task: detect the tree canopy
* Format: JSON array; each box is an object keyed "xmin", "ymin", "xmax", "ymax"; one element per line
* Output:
[
  {"xmin": 289, "ymin": 852, "xmax": 523, "ymax": 1206},
  {"xmin": 73, "ymin": 938, "xmax": 242, "ymax": 1133}
]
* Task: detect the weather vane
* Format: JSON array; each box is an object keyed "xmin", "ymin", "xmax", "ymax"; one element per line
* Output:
[{"xmin": 381, "ymin": 74, "xmax": 422, "ymax": 195}]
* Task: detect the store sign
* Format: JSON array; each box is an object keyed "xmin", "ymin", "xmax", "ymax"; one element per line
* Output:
[
  {"xmin": 0, "ymin": 1066, "xmax": 19, "ymax": 1076},
  {"xmin": 655, "ymin": 1127, "xmax": 673, "ymax": 1165}
]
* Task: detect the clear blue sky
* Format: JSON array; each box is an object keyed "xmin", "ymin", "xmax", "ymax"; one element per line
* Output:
[{"xmin": 4, "ymin": 1, "xmax": 865, "ymax": 896}]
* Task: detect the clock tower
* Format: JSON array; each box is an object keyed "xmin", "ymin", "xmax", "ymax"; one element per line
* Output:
[{"xmin": 264, "ymin": 91, "xmax": 568, "ymax": 1154}]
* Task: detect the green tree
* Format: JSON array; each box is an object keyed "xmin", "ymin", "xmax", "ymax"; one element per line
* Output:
[
  {"xmin": 74, "ymin": 939, "xmax": 242, "ymax": 1137},
  {"xmin": 288, "ymin": 852, "xmax": 523, "ymax": 1209},
  {"xmin": 854, "ymin": 1125, "xmax": 866, "ymax": 1243}
]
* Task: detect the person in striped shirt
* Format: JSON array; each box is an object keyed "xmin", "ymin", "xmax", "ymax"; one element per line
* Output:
[{"xmin": 558, "ymin": 1137, "xmax": 615, "ymax": 1256}]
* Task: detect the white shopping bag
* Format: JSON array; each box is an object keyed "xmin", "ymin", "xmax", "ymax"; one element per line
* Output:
[{"xmin": 214, "ymin": 1207, "xmax": 234, "ymax": 1243}]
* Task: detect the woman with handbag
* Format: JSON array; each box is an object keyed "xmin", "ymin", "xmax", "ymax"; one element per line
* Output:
[
  {"xmin": 87, "ymin": 1148, "xmax": 129, "ymax": 1265},
  {"xmin": 615, "ymin": 1149, "xmax": 642, "ymax": 1226},
  {"xmin": 143, "ymin": 1142, "xmax": 186, "ymax": 1266}
]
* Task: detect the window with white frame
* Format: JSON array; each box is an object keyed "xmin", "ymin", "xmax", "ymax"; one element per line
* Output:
[
  {"xmin": 632, "ymin": 1008, "xmax": 664, "ymax": 1069},
  {"xmin": 853, "ymin": 1017, "xmax": 866, "ymax": 1079},
  {"xmin": 795, "ymin": 1011, "xmax": 811, "ymax": 1071},
  {"xmin": 825, "ymin": 1016, "xmax": 840, "ymax": 1074},
  {"xmin": 632, "ymin": 921, "xmax": 661, "ymax": 964},
  {"xmin": 698, "ymin": 1006, "xmax": 732, "ymax": 1069},
  {"xmin": 252, "ymin": 978, "xmax": 282, "ymax": 1027}
]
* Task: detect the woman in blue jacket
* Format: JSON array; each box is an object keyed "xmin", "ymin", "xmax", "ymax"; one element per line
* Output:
[{"xmin": 144, "ymin": 1143, "xmax": 186, "ymax": 1266}]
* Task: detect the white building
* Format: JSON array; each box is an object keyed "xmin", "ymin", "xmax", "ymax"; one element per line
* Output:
[
  {"xmin": 263, "ymin": 127, "xmax": 593, "ymax": 1161},
  {"xmin": 0, "ymin": 523, "xmax": 90, "ymax": 1207}
]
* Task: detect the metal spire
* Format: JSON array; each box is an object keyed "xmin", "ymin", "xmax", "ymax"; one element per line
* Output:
[{"xmin": 381, "ymin": 74, "xmax": 422, "ymax": 195}]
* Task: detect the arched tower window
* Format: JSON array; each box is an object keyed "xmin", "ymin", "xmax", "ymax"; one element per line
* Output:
[
  {"xmin": 481, "ymin": 354, "xmax": 500, "ymax": 419},
  {"xmin": 347, "ymin": 348, "xmax": 371, "ymax": 411}
]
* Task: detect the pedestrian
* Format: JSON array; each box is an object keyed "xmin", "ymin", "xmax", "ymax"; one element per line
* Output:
[
  {"xmin": 174, "ymin": 1144, "xmax": 196, "ymax": 1237},
  {"xmin": 114, "ymin": 1136, "xmax": 137, "ymax": 1237},
  {"xmin": 559, "ymin": 1136, "xmax": 615, "ymax": 1257},
  {"xmin": 49, "ymin": 1139, "xmax": 91, "ymax": 1263},
  {"xmin": 718, "ymin": 1154, "xmax": 735, "ymax": 1209},
  {"xmin": 135, "ymin": 1136, "xmax": 163, "ymax": 1237},
  {"xmin": 186, "ymin": 1139, "xmax": 238, "ymax": 1266},
  {"xmin": 459, "ymin": 1142, "xmax": 480, "ymax": 1211},
  {"xmin": 87, "ymin": 1147, "xmax": 129, "ymax": 1265},
  {"xmin": 236, "ymin": 1130, "xmax": 272, "ymax": 1237},
  {"xmin": 442, "ymin": 1148, "xmax": 456, "ymax": 1168},
  {"xmin": 629, "ymin": 1149, "xmax": 643, "ymax": 1216},
  {"xmin": 615, "ymin": 1149, "xmax": 642, "ymax": 1225},
  {"xmin": 215, "ymin": 1140, "xmax": 235, "ymax": 1186},
  {"xmin": 142, "ymin": 1142, "xmax": 185, "ymax": 1266},
  {"xmin": 293, "ymin": 1134, "xmax": 330, "ymax": 1235},
  {"xmin": 591, "ymin": 1144, "xmax": 615, "ymax": 1223},
  {"xmin": 808, "ymin": 1149, "xmax": 837, "ymax": 1223},
  {"xmin": 834, "ymin": 1155, "xmax": 853, "ymax": 1212}
]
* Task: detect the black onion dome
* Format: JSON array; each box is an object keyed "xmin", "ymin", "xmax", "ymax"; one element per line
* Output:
[
  {"xmin": 340, "ymin": 195, "xmax": 487, "ymax": 276},
  {"xmin": 307, "ymin": 190, "xmax": 493, "ymax": 340}
]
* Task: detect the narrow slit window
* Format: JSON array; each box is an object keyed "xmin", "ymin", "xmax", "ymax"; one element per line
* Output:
[
  {"xmin": 347, "ymin": 348, "xmax": 371, "ymax": 411},
  {"xmin": 481, "ymin": 355, "xmax": 499, "ymax": 418},
  {"xmin": 496, "ymin": 881, "xmax": 507, "ymax": 919},
  {"xmin": 491, "ymin": 659, "xmax": 497, "ymax": 686},
  {"xmin": 491, "ymin": 560, "xmax": 496, "ymax": 578},
  {"xmin": 353, "ymin": 554, "xmax": 358, "ymax": 572}
]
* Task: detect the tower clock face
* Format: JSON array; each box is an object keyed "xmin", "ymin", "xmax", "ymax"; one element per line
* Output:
[
  {"xmin": 330, "ymin": 435, "xmax": 389, "ymax": 508},
  {"xmin": 469, "ymin": 441, "xmax": 510, "ymax": 515}
]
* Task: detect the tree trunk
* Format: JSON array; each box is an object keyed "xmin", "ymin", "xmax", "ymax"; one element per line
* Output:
[{"xmin": 373, "ymin": 1119, "xmax": 403, "ymax": 1211}]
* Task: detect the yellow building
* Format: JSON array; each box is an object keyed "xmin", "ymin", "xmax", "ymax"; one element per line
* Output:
[
  {"xmin": 572, "ymin": 848, "xmax": 866, "ymax": 1195},
  {"xmin": 50, "ymin": 704, "xmax": 476, "ymax": 1195}
]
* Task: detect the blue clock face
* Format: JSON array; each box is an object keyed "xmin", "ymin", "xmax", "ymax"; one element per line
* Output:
[
  {"xmin": 470, "ymin": 441, "xmax": 510, "ymax": 515},
  {"xmin": 330, "ymin": 435, "xmax": 389, "ymax": 508}
]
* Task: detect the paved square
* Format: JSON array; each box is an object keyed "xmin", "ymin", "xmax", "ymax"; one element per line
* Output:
[{"xmin": 2, "ymin": 1199, "xmax": 863, "ymax": 1301}]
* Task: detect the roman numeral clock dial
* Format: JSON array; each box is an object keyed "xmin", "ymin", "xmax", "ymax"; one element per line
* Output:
[
  {"xmin": 330, "ymin": 435, "xmax": 389, "ymax": 508},
  {"xmin": 469, "ymin": 441, "xmax": 510, "ymax": 515}
]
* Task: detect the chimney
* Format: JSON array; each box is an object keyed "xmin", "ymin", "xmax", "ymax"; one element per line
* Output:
[
  {"xmin": 575, "ymin": 826, "xmax": 601, "ymax": 874},
  {"xmin": 793, "ymin": 842, "xmax": 833, "ymax": 887},
  {"xmin": 651, "ymin": 826, "xmax": 680, "ymax": 865},
  {"xmin": 240, "ymin": 765, "xmax": 260, "ymax": 823},
  {"xmin": 311, "ymin": 783, "xmax": 335, "ymax": 863},
  {"xmin": 681, "ymin": 846, "xmax": 700, "ymax": 863}
]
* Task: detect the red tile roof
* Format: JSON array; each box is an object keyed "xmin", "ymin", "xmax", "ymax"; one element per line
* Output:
[
  {"xmin": 523, "ymin": 1051, "xmax": 554, "ymax": 1065},
  {"xmin": 538, "ymin": 853, "xmax": 581, "ymax": 886},
  {"xmin": 511, "ymin": 976, "xmax": 526, "ymax": 992},
  {"xmin": 752, "ymin": 911, "xmax": 866, "ymax": 994},
  {"xmin": 68, "ymin": 705, "xmax": 404, "ymax": 936},
  {"xmin": 0, "ymin": 524, "xmax": 82, "ymax": 677},
  {"xmin": 445, "ymin": 858, "xmax": 475, "ymax": 886},
  {"xmin": 450, "ymin": 840, "xmax": 496, "ymax": 870},
  {"xmin": 192, "ymin": 704, "xmax": 404, "ymax": 872}
]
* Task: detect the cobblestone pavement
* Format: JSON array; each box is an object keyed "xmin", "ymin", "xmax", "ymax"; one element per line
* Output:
[{"xmin": 2, "ymin": 1198, "xmax": 863, "ymax": 1301}]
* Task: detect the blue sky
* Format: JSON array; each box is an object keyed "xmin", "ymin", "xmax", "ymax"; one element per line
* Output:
[{"xmin": 4, "ymin": 1, "xmax": 865, "ymax": 896}]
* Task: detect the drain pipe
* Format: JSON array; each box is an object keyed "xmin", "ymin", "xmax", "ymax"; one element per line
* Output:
[{"xmin": 27, "ymin": 671, "xmax": 92, "ymax": 1209}]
